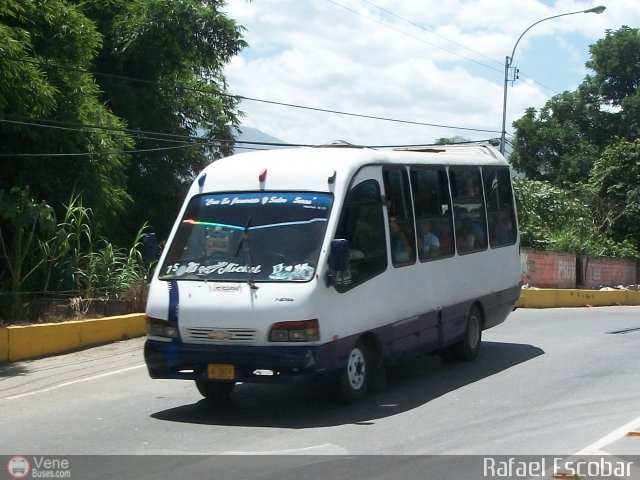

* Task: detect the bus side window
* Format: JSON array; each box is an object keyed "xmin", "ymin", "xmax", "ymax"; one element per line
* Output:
[
  {"xmin": 450, "ymin": 167, "xmax": 488, "ymax": 254},
  {"xmin": 411, "ymin": 167, "xmax": 454, "ymax": 260},
  {"xmin": 383, "ymin": 167, "xmax": 416, "ymax": 267},
  {"xmin": 483, "ymin": 167, "xmax": 517, "ymax": 247},
  {"xmin": 334, "ymin": 179, "xmax": 387, "ymax": 290}
]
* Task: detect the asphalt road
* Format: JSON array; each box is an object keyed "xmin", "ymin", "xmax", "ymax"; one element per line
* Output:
[{"xmin": 1, "ymin": 307, "xmax": 639, "ymax": 478}]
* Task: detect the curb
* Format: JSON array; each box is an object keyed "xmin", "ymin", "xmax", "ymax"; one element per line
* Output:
[
  {"xmin": 518, "ymin": 289, "xmax": 640, "ymax": 309},
  {"xmin": 0, "ymin": 313, "xmax": 146, "ymax": 363}
]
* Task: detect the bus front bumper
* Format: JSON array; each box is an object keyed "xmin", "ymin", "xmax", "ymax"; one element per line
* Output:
[{"xmin": 144, "ymin": 339, "xmax": 341, "ymax": 385}]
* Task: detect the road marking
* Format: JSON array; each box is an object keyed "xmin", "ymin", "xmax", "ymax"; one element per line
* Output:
[
  {"xmin": 574, "ymin": 415, "xmax": 640, "ymax": 455},
  {"xmin": 222, "ymin": 444, "xmax": 349, "ymax": 455},
  {"xmin": 3, "ymin": 364, "xmax": 146, "ymax": 400}
]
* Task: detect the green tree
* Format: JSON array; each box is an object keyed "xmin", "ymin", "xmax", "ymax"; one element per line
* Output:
[
  {"xmin": 587, "ymin": 26, "xmax": 640, "ymax": 106},
  {"xmin": 1, "ymin": 0, "xmax": 247, "ymax": 322},
  {"xmin": 510, "ymin": 26, "xmax": 640, "ymax": 185},
  {"xmin": 0, "ymin": 0, "xmax": 134, "ymax": 224},
  {"xmin": 0, "ymin": 188, "xmax": 56, "ymax": 321},
  {"xmin": 513, "ymin": 178, "xmax": 638, "ymax": 258},
  {"xmin": 510, "ymin": 26, "xmax": 640, "ymax": 257},
  {"xmin": 589, "ymin": 139, "xmax": 640, "ymax": 248},
  {"xmin": 510, "ymin": 86, "xmax": 614, "ymax": 185},
  {"xmin": 79, "ymin": 0, "xmax": 248, "ymax": 242}
]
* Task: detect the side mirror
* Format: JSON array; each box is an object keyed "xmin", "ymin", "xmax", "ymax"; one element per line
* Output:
[
  {"xmin": 329, "ymin": 239, "xmax": 350, "ymax": 272},
  {"xmin": 327, "ymin": 239, "xmax": 353, "ymax": 289},
  {"xmin": 142, "ymin": 233, "xmax": 158, "ymax": 264}
]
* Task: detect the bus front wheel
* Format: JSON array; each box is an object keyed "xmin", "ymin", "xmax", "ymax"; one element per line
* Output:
[
  {"xmin": 338, "ymin": 340, "xmax": 371, "ymax": 404},
  {"xmin": 452, "ymin": 304, "xmax": 482, "ymax": 361},
  {"xmin": 195, "ymin": 380, "xmax": 235, "ymax": 402}
]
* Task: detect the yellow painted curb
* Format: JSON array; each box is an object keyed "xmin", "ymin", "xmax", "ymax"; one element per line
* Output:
[
  {"xmin": 0, "ymin": 313, "xmax": 146, "ymax": 363},
  {"xmin": 518, "ymin": 289, "xmax": 640, "ymax": 308},
  {"xmin": 0, "ymin": 327, "xmax": 8, "ymax": 363}
]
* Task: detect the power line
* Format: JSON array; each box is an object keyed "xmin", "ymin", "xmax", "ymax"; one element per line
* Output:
[
  {"xmin": 0, "ymin": 116, "xmax": 317, "ymax": 158},
  {"xmin": 330, "ymin": 0, "xmax": 559, "ymax": 99},
  {"xmin": 360, "ymin": 0, "xmax": 503, "ymax": 69},
  {"xmin": 0, "ymin": 53, "xmax": 499, "ymax": 136},
  {"xmin": 0, "ymin": 144, "xmax": 199, "ymax": 158},
  {"xmin": 325, "ymin": 0, "xmax": 500, "ymax": 74},
  {"xmin": 237, "ymin": 96, "xmax": 501, "ymax": 134},
  {"xmin": 1, "ymin": 115, "xmax": 317, "ymax": 147},
  {"xmin": 1, "ymin": 116, "xmax": 208, "ymax": 145},
  {"xmin": 0, "ymin": 115, "xmax": 503, "ymax": 156}
]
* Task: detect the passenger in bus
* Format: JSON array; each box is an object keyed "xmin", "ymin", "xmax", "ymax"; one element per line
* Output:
[
  {"xmin": 389, "ymin": 215, "xmax": 412, "ymax": 263},
  {"xmin": 470, "ymin": 207, "xmax": 488, "ymax": 248},
  {"xmin": 455, "ymin": 218, "xmax": 475, "ymax": 253},
  {"xmin": 457, "ymin": 231, "xmax": 475, "ymax": 253},
  {"xmin": 419, "ymin": 219, "xmax": 440, "ymax": 258},
  {"xmin": 493, "ymin": 209, "xmax": 514, "ymax": 244},
  {"xmin": 467, "ymin": 219, "xmax": 486, "ymax": 249},
  {"xmin": 438, "ymin": 221, "xmax": 454, "ymax": 255}
]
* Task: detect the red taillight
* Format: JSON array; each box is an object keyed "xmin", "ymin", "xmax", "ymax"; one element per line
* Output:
[{"xmin": 269, "ymin": 319, "xmax": 320, "ymax": 342}]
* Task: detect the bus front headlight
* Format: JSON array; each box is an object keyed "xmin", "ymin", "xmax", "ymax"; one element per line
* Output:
[
  {"xmin": 269, "ymin": 319, "xmax": 320, "ymax": 342},
  {"xmin": 146, "ymin": 317, "xmax": 180, "ymax": 339}
]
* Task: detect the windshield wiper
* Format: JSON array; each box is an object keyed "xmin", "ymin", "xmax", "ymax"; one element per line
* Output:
[{"xmin": 234, "ymin": 217, "xmax": 258, "ymax": 290}]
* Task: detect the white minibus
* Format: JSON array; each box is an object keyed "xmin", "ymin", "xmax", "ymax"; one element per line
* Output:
[{"xmin": 144, "ymin": 142, "xmax": 521, "ymax": 403}]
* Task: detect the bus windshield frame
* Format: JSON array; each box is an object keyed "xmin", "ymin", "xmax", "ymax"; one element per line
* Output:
[{"xmin": 159, "ymin": 192, "xmax": 333, "ymax": 283}]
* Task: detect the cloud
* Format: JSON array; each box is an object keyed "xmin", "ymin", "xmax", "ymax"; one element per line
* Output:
[{"xmin": 224, "ymin": 0, "xmax": 639, "ymax": 147}]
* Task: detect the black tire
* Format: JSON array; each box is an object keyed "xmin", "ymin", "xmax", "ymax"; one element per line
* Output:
[
  {"xmin": 338, "ymin": 340, "xmax": 371, "ymax": 404},
  {"xmin": 195, "ymin": 380, "xmax": 235, "ymax": 402},
  {"xmin": 452, "ymin": 304, "xmax": 482, "ymax": 361}
]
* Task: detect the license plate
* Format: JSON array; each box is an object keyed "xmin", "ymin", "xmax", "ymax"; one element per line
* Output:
[{"xmin": 207, "ymin": 364, "xmax": 235, "ymax": 380}]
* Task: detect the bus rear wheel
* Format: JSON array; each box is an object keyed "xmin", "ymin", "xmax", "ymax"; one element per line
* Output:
[
  {"xmin": 452, "ymin": 304, "xmax": 482, "ymax": 361},
  {"xmin": 338, "ymin": 340, "xmax": 371, "ymax": 404},
  {"xmin": 195, "ymin": 380, "xmax": 235, "ymax": 402}
]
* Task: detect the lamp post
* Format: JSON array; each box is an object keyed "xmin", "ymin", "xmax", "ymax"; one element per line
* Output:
[{"xmin": 499, "ymin": 5, "xmax": 606, "ymax": 155}]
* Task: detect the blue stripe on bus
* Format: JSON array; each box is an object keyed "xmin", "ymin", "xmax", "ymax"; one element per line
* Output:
[{"xmin": 168, "ymin": 280, "xmax": 180, "ymax": 326}]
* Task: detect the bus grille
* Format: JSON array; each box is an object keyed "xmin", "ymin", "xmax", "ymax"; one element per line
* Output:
[{"xmin": 184, "ymin": 327, "xmax": 258, "ymax": 343}]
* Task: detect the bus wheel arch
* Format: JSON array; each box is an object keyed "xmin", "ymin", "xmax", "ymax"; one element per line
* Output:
[{"xmin": 361, "ymin": 333, "xmax": 386, "ymax": 392}]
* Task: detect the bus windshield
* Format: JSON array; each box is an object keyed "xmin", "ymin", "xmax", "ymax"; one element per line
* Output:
[{"xmin": 159, "ymin": 192, "xmax": 332, "ymax": 282}]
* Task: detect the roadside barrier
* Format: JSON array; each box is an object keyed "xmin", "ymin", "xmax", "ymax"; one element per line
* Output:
[{"xmin": 0, "ymin": 313, "xmax": 145, "ymax": 363}]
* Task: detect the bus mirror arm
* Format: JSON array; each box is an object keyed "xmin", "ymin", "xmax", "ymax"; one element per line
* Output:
[{"xmin": 326, "ymin": 239, "xmax": 351, "ymax": 287}]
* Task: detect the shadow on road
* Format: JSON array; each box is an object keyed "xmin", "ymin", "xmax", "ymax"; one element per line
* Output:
[
  {"xmin": 150, "ymin": 341, "xmax": 544, "ymax": 428},
  {"xmin": 0, "ymin": 363, "xmax": 30, "ymax": 378}
]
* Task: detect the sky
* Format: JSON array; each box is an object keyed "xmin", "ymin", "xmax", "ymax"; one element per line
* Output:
[{"xmin": 222, "ymin": 0, "xmax": 639, "ymax": 149}]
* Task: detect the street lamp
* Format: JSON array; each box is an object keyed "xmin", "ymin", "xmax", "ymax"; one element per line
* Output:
[{"xmin": 499, "ymin": 5, "xmax": 606, "ymax": 155}]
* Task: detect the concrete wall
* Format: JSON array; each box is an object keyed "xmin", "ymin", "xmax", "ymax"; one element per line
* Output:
[{"xmin": 521, "ymin": 249, "xmax": 638, "ymax": 289}]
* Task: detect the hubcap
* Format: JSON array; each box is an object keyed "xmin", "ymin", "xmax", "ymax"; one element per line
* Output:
[
  {"xmin": 468, "ymin": 314, "xmax": 480, "ymax": 349},
  {"xmin": 347, "ymin": 347, "xmax": 366, "ymax": 390}
]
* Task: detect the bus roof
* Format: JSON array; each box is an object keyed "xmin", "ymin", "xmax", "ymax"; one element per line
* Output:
[{"xmin": 194, "ymin": 143, "xmax": 509, "ymax": 194}]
